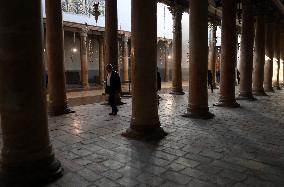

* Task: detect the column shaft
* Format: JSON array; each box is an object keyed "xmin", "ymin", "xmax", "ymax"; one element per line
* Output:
[
  {"xmin": 122, "ymin": 0, "xmax": 167, "ymax": 140},
  {"xmin": 185, "ymin": 0, "xmax": 214, "ymax": 119},
  {"xmin": 164, "ymin": 44, "xmax": 169, "ymax": 82},
  {"xmin": 46, "ymin": 0, "xmax": 71, "ymax": 115},
  {"xmin": 105, "ymin": 0, "xmax": 118, "ymax": 71},
  {"xmin": 274, "ymin": 25, "xmax": 281, "ymax": 90},
  {"xmin": 80, "ymin": 29, "xmax": 89, "ymax": 88},
  {"xmin": 281, "ymin": 33, "xmax": 284, "ymax": 84},
  {"xmin": 99, "ymin": 38, "xmax": 105, "ymax": 83},
  {"xmin": 264, "ymin": 23, "xmax": 275, "ymax": 92},
  {"xmin": 208, "ymin": 25, "xmax": 217, "ymax": 88},
  {"xmin": 0, "ymin": 1, "xmax": 62, "ymax": 185},
  {"xmin": 253, "ymin": 15, "xmax": 267, "ymax": 96},
  {"xmin": 215, "ymin": 0, "xmax": 240, "ymax": 107},
  {"xmin": 170, "ymin": 6, "xmax": 184, "ymax": 94},
  {"xmin": 238, "ymin": 1, "xmax": 255, "ymax": 100},
  {"xmin": 123, "ymin": 36, "xmax": 129, "ymax": 81}
]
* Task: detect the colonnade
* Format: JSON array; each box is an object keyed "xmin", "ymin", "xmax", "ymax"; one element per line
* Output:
[{"xmin": 0, "ymin": 0, "xmax": 284, "ymax": 185}]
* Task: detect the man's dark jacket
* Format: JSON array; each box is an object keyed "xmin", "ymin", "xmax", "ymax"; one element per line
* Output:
[{"xmin": 105, "ymin": 71, "xmax": 121, "ymax": 94}]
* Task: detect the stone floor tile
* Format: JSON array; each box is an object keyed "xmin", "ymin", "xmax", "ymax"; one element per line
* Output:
[
  {"xmin": 2, "ymin": 87, "xmax": 284, "ymax": 187},
  {"xmin": 174, "ymin": 157, "xmax": 200, "ymax": 168},
  {"xmin": 166, "ymin": 162, "xmax": 187, "ymax": 172},
  {"xmin": 54, "ymin": 172, "xmax": 91, "ymax": 187},
  {"xmin": 116, "ymin": 177, "xmax": 139, "ymax": 187},
  {"xmin": 94, "ymin": 178, "xmax": 121, "ymax": 187},
  {"xmin": 136, "ymin": 173, "xmax": 165, "ymax": 186},
  {"xmin": 77, "ymin": 168, "xmax": 102, "ymax": 182},
  {"xmin": 117, "ymin": 165, "xmax": 142, "ymax": 178},
  {"xmin": 188, "ymin": 179, "xmax": 219, "ymax": 187},
  {"xmin": 162, "ymin": 171, "xmax": 192, "ymax": 185},
  {"xmin": 102, "ymin": 159, "xmax": 125, "ymax": 170}
]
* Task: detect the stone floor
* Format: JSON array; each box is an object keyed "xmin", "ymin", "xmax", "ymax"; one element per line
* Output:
[{"xmin": 1, "ymin": 86, "xmax": 284, "ymax": 187}]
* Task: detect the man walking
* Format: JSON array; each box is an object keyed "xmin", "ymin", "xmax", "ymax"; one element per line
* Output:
[
  {"xmin": 208, "ymin": 70, "xmax": 214, "ymax": 93},
  {"xmin": 105, "ymin": 64, "xmax": 121, "ymax": 115}
]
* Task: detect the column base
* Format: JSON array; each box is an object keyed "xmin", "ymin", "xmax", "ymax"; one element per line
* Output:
[
  {"xmin": 236, "ymin": 93, "xmax": 257, "ymax": 101},
  {"xmin": 0, "ymin": 154, "xmax": 63, "ymax": 186},
  {"xmin": 122, "ymin": 123, "xmax": 168, "ymax": 141},
  {"xmin": 253, "ymin": 90, "xmax": 268, "ymax": 96},
  {"xmin": 264, "ymin": 87, "xmax": 275, "ymax": 93},
  {"xmin": 81, "ymin": 84, "xmax": 90, "ymax": 90},
  {"xmin": 48, "ymin": 105, "xmax": 75, "ymax": 116},
  {"xmin": 182, "ymin": 111, "xmax": 214, "ymax": 120},
  {"xmin": 276, "ymin": 86, "xmax": 281, "ymax": 90},
  {"xmin": 214, "ymin": 98, "xmax": 240, "ymax": 108},
  {"xmin": 169, "ymin": 89, "xmax": 185, "ymax": 95}
]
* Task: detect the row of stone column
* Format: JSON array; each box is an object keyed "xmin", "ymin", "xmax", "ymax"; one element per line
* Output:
[
  {"xmin": 1, "ymin": 0, "xmax": 284, "ymax": 185},
  {"xmin": 80, "ymin": 33, "xmax": 130, "ymax": 87},
  {"xmin": 0, "ymin": 1, "xmax": 63, "ymax": 185}
]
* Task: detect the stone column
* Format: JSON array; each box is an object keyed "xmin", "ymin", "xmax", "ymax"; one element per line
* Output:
[
  {"xmin": 184, "ymin": 0, "xmax": 214, "ymax": 119},
  {"xmin": 164, "ymin": 42, "xmax": 170, "ymax": 82},
  {"xmin": 46, "ymin": 0, "xmax": 73, "ymax": 115},
  {"xmin": 122, "ymin": 0, "xmax": 167, "ymax": 140},
  {"xmin": 208, "ymin": 24, "xmax": 217, "ymax": 89},
  {"xmin": 0, "ymin": 1, "xmax": 63, "ymax": 185},
  {"xmin": 214, "ymin": 0, "xmax": 240, "ymax": 107},
  {"xmin": 274, "ymin": 24, "xmax": 281, "ymax": 90},
  {"xmin": 80, "ymin": 28, "xmax": 89, "ymax": 88},
  {"xmin": 105, "ymin": 0, "xmax": 118, "ymax": 71},
  {"xmin": 99, "ymin": 38, "xmax": 105, "ymax": 84},
  {"xmin": 264, "ymin": 23, "xmax": 275, "ymax": 92},
  {"xmin": 253, "ymin": 15, "xmax": 267, "ymax": 96},
  {"xmin": 169, "ymin": 6, "xmax": 184, "ymax": 95},
  {"xmin": 281, "ymin": 33, "xmax": 284, "ymax": 84},
  {"xmin": 123, "ymin": 35, "xmax": 129, "ymax": 81},
  {"xmin": 237, "ymin": 0, "xmax": 256, "ymax": 100}
]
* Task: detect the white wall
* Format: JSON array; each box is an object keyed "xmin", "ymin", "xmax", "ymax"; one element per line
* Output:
[{"xmin": 41, "ymin": 0, "xmax": 222, "ymax": 71}]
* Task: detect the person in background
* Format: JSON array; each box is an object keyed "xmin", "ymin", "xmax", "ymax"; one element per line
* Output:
[
  {"xmin": 237, "ymin": 69, "xmax": 240, "ymax": 85},
  {"xmin": 105, "ymin": 64, "xmax": 121, "ymax": 115},
  {"xmin": 157, "ymin": 67, "xmax": 161, "ymax": 92},
  {"xmin": 208, "ymin": 70, "xmax": 214, "ymax": 93},
  {"xmin": 157, "ymin": 67, "xmax": 162, "ymax": 104}
]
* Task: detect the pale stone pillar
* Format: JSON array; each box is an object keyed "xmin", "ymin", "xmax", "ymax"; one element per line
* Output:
[
  {"xmin": 208, "ymin": 24, "xmax": 217, "ymax": 89},
  {"xmin": 123, "ymin": 35, "xmax": 129, "ymax": 81},
  {"xmin": 214, "ymin": 0, "xmax": 240, "ymax": 107},
  {"xmin": 0, "ymin": 1, "xmax": 63, "ymax": 185},
  {"xmin": 237, "ymin": 0, "xmax": 256, "ymax": 100},
  {"xmin": 264, "ymin": 23, "xmax": 275, "ymax": 92},
  {"xmin": 122, "ymin": 0, "xmax": 167, "ymax": 140},
  {"xmin": 253, "ymin": 15, "xmax": 267, "ymax": 96},
  {"xmin": 184, "ymin": 0, "xmax": 214, "ymax": 119},
  {"xmin": 46, "ymin": 0, "xmax": 73, "ymax": 115},
  {"xmin": 105, "ymin": 0, "xmax": 118, "ymax": 71},
  {"xmin": 281, "ymin": 33, "xmax": 284, "ymax": 84},
  {"xmin": 169, "ymin": 6, "xmax": 184, "ymax": 95},
  {"xmin": 80, "ymin": 28, "xmax": 89, "ymax": 88},
  {"xmin": 163, "ymin": 43, "xmax": 170, "ymax": 82},
  {"xmin": 274, "ymin": 25, "xmax": 281, "ymax": 90},
  {"xmin": 99, "ymin": 38, "xmax": 105, "ymax": 83}
]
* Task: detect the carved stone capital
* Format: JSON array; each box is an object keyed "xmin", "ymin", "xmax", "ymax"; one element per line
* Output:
[
  {"xmin": 80, "ymin": 26, "xmax": 89, "ymax": 37},
  {"xmin": 168, "ymin": 5, "xmax": 183, "ymax": 19},
  {"xmin": 169, "ymin": 5, "xmax": 183, "ymax": 34}
]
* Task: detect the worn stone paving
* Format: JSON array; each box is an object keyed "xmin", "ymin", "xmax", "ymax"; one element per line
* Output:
[{"xmin": 2, "ymin": 87, "xmax": 284, "ymax": 187}]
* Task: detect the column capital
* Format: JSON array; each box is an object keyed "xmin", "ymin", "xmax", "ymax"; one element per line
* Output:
[
  {"xmin": 123, "ymin": 34, "xmax": 129, "ymax": 43},
  {"xmin": 208, "ymin": 22, "xmax": 217, "ymax": 31},
  {"xmin": 169, "ymin": 5, "xmax": 183, "ymax": 34},
  {"xmin": 168, "ymin": 5, "xmax": 183, "ymax": 19},
  {"xmin": 80, "ymin": 26, "xmax": 89, "ymax": 37},
  {"xmin": 242, "ymin": 0, "xmax": 254, "ymax": 6}
]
